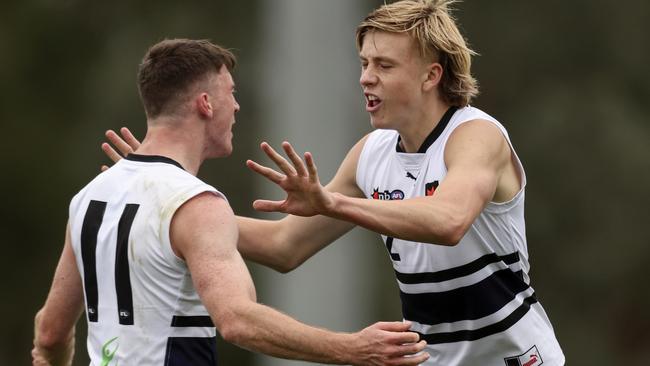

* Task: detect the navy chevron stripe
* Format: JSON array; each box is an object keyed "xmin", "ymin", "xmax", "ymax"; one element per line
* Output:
[
  {"xmin": 400, "ymin": 269, "xmax": 529, "ymax": 325},
  {"xmin": 417, "ymin": 293, "xmax": 538, "ymax": 344},
  {"xmin": 395, "ymin": 252, "xmax": 520, "ymax": 284},
  {"xmin": 171, "ymin": 315, "xmax": 215, "ymax": 327}
]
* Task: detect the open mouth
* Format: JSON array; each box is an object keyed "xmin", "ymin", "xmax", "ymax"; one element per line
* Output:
[{"xmin": 365, "ymin": 93, "xmax": 382, "ymax": 111}]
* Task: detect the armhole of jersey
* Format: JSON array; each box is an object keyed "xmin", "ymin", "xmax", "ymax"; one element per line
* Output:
[
  {"xmin": 67, "ymin": 189, "xmax": 86, "ymax": 255},
  {"xmin": 484, "ymin": 123, "xmax": 527, "ymax": 213},
  {"xmin": 355, "ymin": 131, "xmax": 378, "ymax": 195},
  {"xmin": 160, "ymin": 186, "xmax": 225, "ymax": 266}
]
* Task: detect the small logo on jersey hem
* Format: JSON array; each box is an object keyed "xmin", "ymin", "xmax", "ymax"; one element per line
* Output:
[
  {"xmin": 504, "ymin": 345, "xmax": 543, "ymax": 366},
  {"xmin": 371, "ymin": 188, "xmax": 405, "ymax": 200}
]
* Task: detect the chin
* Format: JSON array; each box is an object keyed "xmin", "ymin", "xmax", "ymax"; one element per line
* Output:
[
  {"xmin": 208, "ymin": 145, "xmax": 233, "ymax": 159},
  {"xmin": 369, "ymin": 115, "xmax": 392, "ymax": 130}
]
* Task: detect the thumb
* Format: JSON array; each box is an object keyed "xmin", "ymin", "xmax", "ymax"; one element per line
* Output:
[{"xmin": 252, "ymin": 199, "xmax": 284, "ymax": 212}]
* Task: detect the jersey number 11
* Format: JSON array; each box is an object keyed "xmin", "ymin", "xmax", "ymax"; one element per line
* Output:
[{"xmin": 79, "ymin": 200, "xmax": 140, "ymax": 325}]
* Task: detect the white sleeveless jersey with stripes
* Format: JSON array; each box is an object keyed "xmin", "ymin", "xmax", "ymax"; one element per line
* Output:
[
  {"xmin": 356, "ymin": 106, "xmax": 564, "ymax": 366},
  {"xmin": 68, "ymin": 154, "xmax": 222, "ymax": 366}
]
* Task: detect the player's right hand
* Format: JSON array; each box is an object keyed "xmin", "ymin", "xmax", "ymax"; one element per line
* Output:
[
  {"xmin": 100, "ymin": 127, "xmax": 141, "ymax": 171},
  {"xmin": 351, "ymin": 321, "xmax": 429, "ymax": 365}
]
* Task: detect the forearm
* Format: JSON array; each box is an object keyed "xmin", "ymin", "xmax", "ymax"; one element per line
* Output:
[
  {"xmin": 326, "ymin": 192, "xmax": 469, "ymax": 245},
  {"xmin": 33, "ymin": 226, "xmax": 83, "ymax": 366},
  {"xmin": 237, "ymin": 216, "xmax": 291, "ymax": 271},
  {"xmin": 237, "ymin": 215, "xmax": 354, "ymax": 272},
  {"xmin": 221, "ymin": 301, "xmax": 353, "ymax": 364}
]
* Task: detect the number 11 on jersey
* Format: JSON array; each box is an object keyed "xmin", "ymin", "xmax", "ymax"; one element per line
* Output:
[{"xmin": 80, "ymin": 200, "xmax": 139, "ymax": 325}]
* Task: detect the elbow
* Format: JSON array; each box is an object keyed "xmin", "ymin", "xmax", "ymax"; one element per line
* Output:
[
  {"xmin": 219, "ymin": 321, "xmax": 247, "ymax": 345},
  {"xmin": 250, "ymin": 226, "xmax": 302, "ymax": 274},
  {"xmin": 213, "ymin": 302, "xmax": 255, "ymax": 347},
  {"xmin": 36, "ymin": 331, "xmax": 64, "ymax": 352},
  {"xmin": 439, "ymin": 230, "xmax": 464, "ymax": 246},
  {"xmin": 433, "ymin": 214, "xmax": 469, "ymax": 246},
  {"xmin": 266, "ymin": 236, "xmax": 304, "ymax": 274},
  {"xmin": 215, "ymin": 311, "xmax": 254, "ymax": 347},
  {"xmin": 271, "ymin": 254, "xmax": 302, "ymax": 274},
  {"xmin": 34, "ymin": 313, "xmax": 69, "ymax": 352}
]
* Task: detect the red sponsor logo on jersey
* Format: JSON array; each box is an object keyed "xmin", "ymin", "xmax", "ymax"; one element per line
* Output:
[{"xmin": 425, "ymin": 181, "xmax": 439, "ymax": 196}]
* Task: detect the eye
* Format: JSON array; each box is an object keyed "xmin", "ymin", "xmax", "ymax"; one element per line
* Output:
[{"xmin": 379, "ymin": 63, "xmax": 392, "ymax": 69}]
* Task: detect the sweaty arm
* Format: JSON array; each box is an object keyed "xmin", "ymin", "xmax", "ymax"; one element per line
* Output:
[
  {"xmin": 171, "ymin": 192, "xmax": 428, "ymax": 365},
  {"xmin": 33, "ymin": 223, "xmax": 85, "ymax": 366},
  {"xmin": 327, "ymin": 120, "xmax": 517, "ymax": 245},
  {"xmin": 237, "ymin": 137, "xmax": 369, "ymax": 272}
]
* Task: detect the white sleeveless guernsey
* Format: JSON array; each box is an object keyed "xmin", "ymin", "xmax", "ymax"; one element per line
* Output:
[
  {"xmin": 68, "ymin": 154, "xmax": 222, "ymax": 366},
  {"xmin": 356, "ymin": 107, "xmax": 564, "ymax": 366}
]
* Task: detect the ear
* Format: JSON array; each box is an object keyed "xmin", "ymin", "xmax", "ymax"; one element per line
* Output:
[
  {"xmin": 196, "ymin": 93, "xmax": 213, "ymax": 119},
  {"xmin": 422, "ymin": 63, "xmax": 443, "ymax": 92}
]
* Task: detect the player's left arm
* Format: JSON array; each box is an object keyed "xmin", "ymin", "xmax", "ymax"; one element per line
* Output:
[
  {"xmin": 32, "ymin": 222, "xmax": 84, "ymax": 366},
  {"xmin": 327, "ymin": 119, "xmax": 515, "ymax": 245}
]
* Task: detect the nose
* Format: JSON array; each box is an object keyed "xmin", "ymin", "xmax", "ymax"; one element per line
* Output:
[
  {"xmin": 234, "ymin": 98, "xmax": 240, "ymax": 113},
  {"xmin": 360, "ymin": 65, "xmax": 378, "ymax": 87}
]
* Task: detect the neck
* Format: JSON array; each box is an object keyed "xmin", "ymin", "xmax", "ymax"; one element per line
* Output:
[
  {"xmin": 398, "ymin": 99, "xmax": 451, "ymax": 153},
  {"xmin": 134, "ymin": 118, "xmax": 205, "ymax": 175}
]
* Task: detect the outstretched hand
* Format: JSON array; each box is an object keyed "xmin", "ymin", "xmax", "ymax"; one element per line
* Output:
[
  {"xmin": 100, "ymin": 127, "xmax": 141, "ymax": 171},
  {"xmin": 246, "ymin": 142, "xmax": 335, "ymax": 216}
]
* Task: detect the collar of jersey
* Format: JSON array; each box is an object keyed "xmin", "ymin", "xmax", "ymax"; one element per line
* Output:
[
  {"xmin": 396, "ymin": 106, "xmax": 458, "ymax": 154},
  {"xmin": 124, "ymin": 153, "xmax": 185, "ymax": 170}
]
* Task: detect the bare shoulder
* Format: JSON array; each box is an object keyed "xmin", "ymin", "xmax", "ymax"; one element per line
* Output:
[
  {"xmin": 170, "ymin": 191, "xmax": 238, "ymax": 260},
  {"xmin": 327, "ymin": 134, "xmax": 371, "ymax": 197},
  {"xmin": 445, "ymin": 119, "xmax": 510, "ymax": 168},
  {"xmin": 445, "ymin": 119, "xmax": 520, "ymax": 202}
]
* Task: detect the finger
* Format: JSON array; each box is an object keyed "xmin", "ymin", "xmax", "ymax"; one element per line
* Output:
[
  {"xmin": 373, "ymin": 321, "xmax": 420, "ymax": 344},
  {"xmin": 282, "ymin": 142, "xmax": 307, "ymax": 177},
  {"xmin": 390, "ymin": 340, "xmax": 427, "ymax": 357},
  {"xmin": 374, "ymin": 321, "xmax": 413, "ymax": 332},
  {"xmin": 252, "ymin": 199, "xmax": 285, "ymax": 212},
  {"xmin": 260, "ymin": 142, "xmax": 296, "ymax": 176},
  {"xmin": 387, "ymin": 351, "xmax": 430, "ymax": 366},
  {"xmin": 387, "ymin": 331, "xmax": 421, "ymax": 345},
  {"xmin": 102, "ymin": 142, "xmax": 123, "ymax": 163},
  {"xmin": 105, "ymin": 130, "xmax": 134, "ymax": 156},
  {"xmin": 120, "ymin": 127, "xmax": 141, "ymax": 150},
  {"xmin": 304, "ymin": 152, "xmax": 319, "ymax": 183},
  {"xmin": 101, "ymin": 165, "xmax": 109, "ymax": 172},
  {"xmin": 246, "ymin": 160, "xmax": 285, "ymax": 184}
]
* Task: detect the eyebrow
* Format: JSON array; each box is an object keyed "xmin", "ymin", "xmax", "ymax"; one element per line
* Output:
[{"xmin": 359, "ymin": 55, "xmax": 399, "ymax": 64}]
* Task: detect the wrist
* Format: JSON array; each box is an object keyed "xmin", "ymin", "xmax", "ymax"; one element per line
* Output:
[
  {"xmin": 332, "ymin": 332, "xmax": 356, "ymax": 365},
  {"xmin": 322, "ymin": 192, "xmax": 344, "ymax": 218}
]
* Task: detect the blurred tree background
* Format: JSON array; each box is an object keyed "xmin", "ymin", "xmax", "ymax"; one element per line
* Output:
[{"xmin": 1, "ymin": 0, "xmax": 648, "ymax": 365}]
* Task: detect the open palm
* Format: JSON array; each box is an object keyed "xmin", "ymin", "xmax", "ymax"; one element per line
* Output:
[{"xmin": 247, "ymin": 142, "xmax": 334, "ymax": 217}]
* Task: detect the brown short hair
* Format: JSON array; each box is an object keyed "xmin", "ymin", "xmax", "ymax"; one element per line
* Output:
[
  {"xmin": 356, "ymin": 0, "xmax": 478, "ymax": 107},
  {"xmin": 137, "ymin": 39, "xmax": 236, "ymax": 118}
]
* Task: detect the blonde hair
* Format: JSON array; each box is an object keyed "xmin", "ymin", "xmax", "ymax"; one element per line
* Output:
[{"xmin": 356, "ymin": 0, "xmax": 478, "ymax": 106}]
